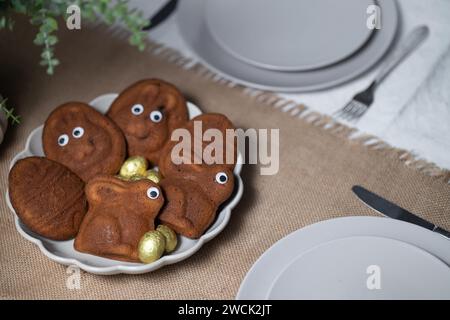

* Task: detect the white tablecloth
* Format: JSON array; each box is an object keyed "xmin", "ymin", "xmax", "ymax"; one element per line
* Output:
[{"xmin": 129, "ymin": 0, "xmax": 450, "ymax": 170}]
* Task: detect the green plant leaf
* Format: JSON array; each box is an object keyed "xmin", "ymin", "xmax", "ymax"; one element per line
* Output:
[
  {"xmin": 0, "ymin": 98, "xmax": 21, "ymax": 125},
  {"xmin": 45, "ymin": 17, "xmax": 58, "ymax": 31},
  {"xmin": 10, "ymin": 0, "xmax": 28, "ymax": 14},
  {"xmin": 33, "ymin": 32, "xmax": 45, "ymax": 45},
  {"xmin": 0, "ymin": 16, "xmax": 6, "ymax": 29},
  {"xmin": 6, "ymin": 0, "xmax": 149, "ymax": 74},
  {"xmin": 47, "ymin": 34, "xmax": 58, "ymax": 45}
]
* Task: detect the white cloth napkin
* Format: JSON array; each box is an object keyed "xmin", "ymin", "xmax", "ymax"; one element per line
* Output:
[{"xmin": 384, "ymin": 44, "xmax": 450, "ymax": 168}]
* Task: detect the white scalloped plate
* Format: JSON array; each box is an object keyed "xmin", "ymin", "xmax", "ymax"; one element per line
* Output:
[{"xmin": 5, "ymin": 94, "xmax": 244, "ymax": 275}]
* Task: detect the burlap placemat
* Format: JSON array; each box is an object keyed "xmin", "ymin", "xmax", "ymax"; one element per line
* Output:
[{"xmin": 1, "ymin": 18, "xmax": 449, "ymax": 300}]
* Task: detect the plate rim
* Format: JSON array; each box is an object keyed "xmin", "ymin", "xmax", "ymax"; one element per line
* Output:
[
  {"xmin": 236, "ymin": 216, "xmax": 450, "ymax": 299},
  {"xmin": 177, "ymin": 0, "xmax": 399, "ymax": 92},
  {"xmin": 204, "ymin": 0, "xmax": 375, "ymax": 72},
  {"xmin": 265, "ymin": 235, "xmax": 450, "ymax": 299},
  {"xmin": 6, "ymin": 94, "xmax": 244, "ymax": 275}
]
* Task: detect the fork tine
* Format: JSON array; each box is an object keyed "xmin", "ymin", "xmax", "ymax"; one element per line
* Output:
[
  {"xmin": 333, "ymin": 109, "xmax": 345, "ymax": 119},
  {"xmin": 332, "ymin": 108, "xmax": 344, "ymax": 118},
  {"xmin": 351, "ymin": 103, "xmax": 368, "ymax": 121},
  {"xmin": 342, "ymin": 101, "xmax": 360, "ymax": 121},
  {"xmin": 333, "ymin": 101, "xmax": 353, "ymax": 118},
  {"xmin": 342, "ymin": 102, "xmax": 357, "ymax": 120},
  {"xmin": 344, "ymin": 102, "xmax": 360, "ymax": 121},
  {"xmin": 335, "ymin": 82, "xmax": 374, "ymax": 122},
  {"xmin": 338, "ymin": 100, "xmax": 369, "ymax": 122}
]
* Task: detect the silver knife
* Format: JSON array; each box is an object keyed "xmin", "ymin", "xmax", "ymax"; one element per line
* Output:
[{"xmin": 352, "ymin": 186, "xmax": 450, "ymax": 239}]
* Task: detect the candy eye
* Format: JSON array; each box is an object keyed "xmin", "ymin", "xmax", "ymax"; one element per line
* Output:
[
  {"xmin": 150, "ymin": 110, "xmax": 163, "ymax": 123},
  {"xmin": 72, "ymin": 127, "xmax": 84, "ymax": 139},
  {"xmin": 57, "ymin": 134, "xmax": 69, "ymax": 147},
  {"xmin": 131, "ymin": 104, "xmax": 144, "ymax": 115},
  {"xmin": 215, "ymin": 172, "xmax": 228, "ymax": 184},
  {"xmin": 146, "ymin": 187, "xmax": 160, "ymax": 199}
]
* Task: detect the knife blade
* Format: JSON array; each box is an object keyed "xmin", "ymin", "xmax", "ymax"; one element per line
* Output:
[{"xmin": 352, "ymin": 186, "xmax": 450, "ymax": 239}]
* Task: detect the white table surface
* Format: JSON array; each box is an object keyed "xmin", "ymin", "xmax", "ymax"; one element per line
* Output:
[{"xmin": 129, "ymin": 0, "xmax": 450, "ymax": 171}]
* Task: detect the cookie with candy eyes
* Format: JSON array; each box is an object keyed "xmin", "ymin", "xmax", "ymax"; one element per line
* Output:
[
  {"xmin": 158, "ymin": 113, "xmax": 237, "ymax": 177},
  {"xmin": 8, "ymin": 157, "xmax": 87, "ymax": 240},
  {"xmin": 158, "ymin": 165, "xmax": 235, "ymax": 239},
  {"xmin": 74, "ymin": 175, "xmax": 164, "ymax": 262},
  {"xmin": 107, "ymin": 79, "xmax": 189, "ymax": 166},
  {"xmin": 43, "ymin": 102, "xmax": 126, "ymax": 182},
  {"xmin": 156, "ymin": 113, "xmax": 236, "ymax": 238}
]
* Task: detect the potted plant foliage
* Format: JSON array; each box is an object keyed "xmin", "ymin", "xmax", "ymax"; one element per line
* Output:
[{"xmin": 0, "ymin": 0, "xmax": 149, "ymax": 132}]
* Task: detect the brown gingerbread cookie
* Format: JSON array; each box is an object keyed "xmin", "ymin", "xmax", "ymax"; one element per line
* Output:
[
  {"xmin": 43, "ymin": 102, "xmax": 126, "ymax": 182},
  {"xmin": 107, "ymin": 79, "xmax": 189, "ymax": 166},
  {"xmin": 74, "ymin": 175, "xmax": 164, "ymax": 262},
  {"xmin": 159, "ymin": 113, "xmax": 237, "ymax": 176},
  {"xmin": 158, "ymin": 164, "xmax": 235, "ymax": 239},
  {"xmin": 8, "ymin": 157, "xmax": 87, "ymax": 240},
  {"xmin": 157, "ymin": 113, "xmax": 237, "ymax": 238}
]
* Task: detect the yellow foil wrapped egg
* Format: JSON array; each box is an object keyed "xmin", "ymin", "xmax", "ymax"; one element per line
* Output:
[
  {"xmin": 120, "ymin": 156, "xmax": 148, "ymax": 178},
  {"xmin": 138, "ymin": 230, "xmax": 166, "ymax": 264},
  {"xmin": 157, "ymin": 225, "xmax": 178, "ymax": 253},
  {"xmin": 145, "ymin": 170, "xmax": 162, "ymax": 184},
  {"xmin": 129, "ymin": 175, "xmax": 145, "ymax": 181}
]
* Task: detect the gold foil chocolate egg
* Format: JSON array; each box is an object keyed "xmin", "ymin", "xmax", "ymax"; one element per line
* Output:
[
  {"xmin": 157, "ymin": 225, "xmax": 178, "ymax": 253},
  {"xmin": 129, "ymin": 175, "xmax": 145, "ymax": 181},
  {"xmin": 145, "ymin": 170, "xmax": 162, "ymax": 184},
  {"xmin": 138, "ymin": 230, "xmax": 166, "ymax": 264},
  {"xmin": 120, "ymin": 156, "xmax": 148, "ymax": 178}
]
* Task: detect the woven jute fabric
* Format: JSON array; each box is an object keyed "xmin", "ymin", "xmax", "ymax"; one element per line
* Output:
[{"xmin": 1, "ymin": 18, "xmax": 449, "ymax": 300}]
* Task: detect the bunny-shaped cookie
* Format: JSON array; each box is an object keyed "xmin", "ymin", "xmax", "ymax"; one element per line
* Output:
[
  {"xmin": 74, "ymin": 175, "xmax": 164, "ymax": 262},
  {"xmin": 157, "ymin": 114, "xmax": 236, "ymax": 239},
  {"xmin": 107, "ymin": 79, "xmax": 189, "ymax": 166},
  {"xmin": 159, "ymin": 165, "xmax": 234, "ymax": 239}
]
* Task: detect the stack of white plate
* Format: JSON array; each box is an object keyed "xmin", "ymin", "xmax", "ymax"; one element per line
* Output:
[
  {"xmin": 177, "ymin": 0, "xmax": 399, "ymax": 92},
  {"xmin": 237, "ymin": 217, "xmax": 450, "ymax": 299}
]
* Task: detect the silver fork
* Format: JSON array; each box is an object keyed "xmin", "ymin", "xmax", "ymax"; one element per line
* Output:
[{"xmin": 334, "ymin": 25, "xmax": 430, "ymax": 122}]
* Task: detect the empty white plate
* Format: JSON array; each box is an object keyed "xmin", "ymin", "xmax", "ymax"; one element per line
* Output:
[
  {"xmin": 177, "ymin": 0, "xmax": 398, "ymax": 92},
  {"xmin": 237, "ymin": 217, "xmax": 450, "ymax": 299},
  {"xmin": 268, "ymin": 236, "xmax": 450, "ymax": 300},
  {"xmin": 206, "ymin": 0, "xmax": 374, "ymax": 71}
]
